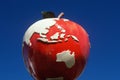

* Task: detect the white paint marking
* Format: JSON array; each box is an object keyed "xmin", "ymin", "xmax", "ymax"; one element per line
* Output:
[
  {"xmin": 63, "ymin": 19, "xmax": 69, "ymax": 21},
  {"xmin": 60, "ymin": 33, "xmax": 65, "ymax": 39},
  {"xmin": 61, "ymin": 29, "xmax": 66, "ymax": 32},
  {"xmin": 37, "ymin": 38, "xmax": 59, "ymax": 43},
  {"xmin": 58, "ymin": 40, "xmax": 63, "ymax": 42},
  {"xmin": 66, "ymin": 35, "xmax": 71, "ymax": 38},
  {"xmin": 23, "ymin": 18, "xmax": 56, "ymax": 46},
  {"xmin": 56, "ymin": 50, "xmax": 75, "ymax": 68},
  {"xmin": 64, "ymin": 38, "xmax": 68, "ymax": 42},
  {"xmin": 56, "ymin": 24, "xmax": 66, "ymax": 33},
  {"xmin": 37, "ymin": 38, "xmax": 49, "ymax": 43},
  {"xmin": 50, "ymin": 32, "xmax": 59, "ymax": 40},
  {"xmin": 71, "ymin": 35, "xmax": 79, "ymax": 42},
  {"xmin": 56, "ymin": 24, "xmax": 62, "ymax": 30},
  {"xmin": 40, "ymin": 34, "xmax": 47, "ymax": 38},
  {"xmin": 23, "ymin": 18, "xmax": 79, "ymax": 46}
]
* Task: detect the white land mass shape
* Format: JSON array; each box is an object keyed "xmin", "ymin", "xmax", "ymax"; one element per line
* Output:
[
  {"xmin": 56, "ymin": 24, "xmax": 63, "ymax": 30},
  {"xmin": 56, "ymin": 50, "xmax": 75, "ymax": 68},
  {"xmin": 55, "ymin": 24, "xmax": 66, "ymax": 33},
  {"xmin": 60, "ymin": 33, "xmax": 65, "ymax": 39},
  {"xmin": 61, "ymin": 29, "xmax": 66, "ymax": 32},
  {"xmin": 71, "ymin": 35, "xmax": 79, "ymax": 42},
  {"xmin": 40, "ymin": 34, "xmax": 47, "ymax": 38},
  {"xmin": 66, "ymin": 35, "xmax": 71, "ymax": 38},
  {"xmin": 23, "ymin": 18, "xmax": 56, "ymax": 46},
  {"xmin": 37, "ymin": 38, "xmax": 59, "ymax": 43},
  {"xmin": 64, "ymin": 38, "xmax": 68, "ymax": 42},
  {"xmin": 23, "ymin": 18, "xmax": 79, "ymax": 46},
  {"xmin": 64, "ymin": 35, "xmax": 79, "ymax": 42},
  {"xmin": 50, "ymin": 32, "xmax": 59, "ymax": 40}
]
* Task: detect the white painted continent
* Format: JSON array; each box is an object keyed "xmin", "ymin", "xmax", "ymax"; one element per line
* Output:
[
  {"xmin": 23, "ymin": 18, "xmax": 79, "ymax": 47},
  {"xmin": 23, "ymin": 18, "xmax": 57, "ymax": 46},
  {"xmin": 56, "ymin": 50, "xmax": 75, "ymax": 68}
]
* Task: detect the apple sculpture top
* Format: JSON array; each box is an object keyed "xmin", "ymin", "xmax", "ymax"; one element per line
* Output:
[{"xmin": 22, "ymin": 12, "xmax": 90, "ymax": 80}]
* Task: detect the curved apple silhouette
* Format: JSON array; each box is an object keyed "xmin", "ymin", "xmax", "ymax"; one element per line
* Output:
[{"xmin": 22, "ymin": 12, "xmax": 90, "ymax": 80}]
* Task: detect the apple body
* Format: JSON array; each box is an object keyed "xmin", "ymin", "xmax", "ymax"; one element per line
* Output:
[{"xmin": 22, "ymin": 18, "xmax": 90, "ymax": 80}]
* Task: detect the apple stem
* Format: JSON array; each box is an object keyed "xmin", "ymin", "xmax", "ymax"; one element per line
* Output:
[{"xmin": 58, "ymin": 12, "xmax": 64, "ymax": 18}]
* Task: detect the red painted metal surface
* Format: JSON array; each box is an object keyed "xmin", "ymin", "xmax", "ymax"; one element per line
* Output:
[{"xmin": 22, "ymin": 18, "xmax": 90, "ymax": 80}]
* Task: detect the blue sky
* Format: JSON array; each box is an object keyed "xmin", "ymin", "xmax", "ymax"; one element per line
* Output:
[{"xmin": 0, "ymin": 0, "xmax": 120, "ymax": 80}]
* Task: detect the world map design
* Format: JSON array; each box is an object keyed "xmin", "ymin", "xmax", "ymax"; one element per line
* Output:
[
  {"xmin": 56, "ymin": 50, "xmax": 75, "ymax": 68},
  {"xmin": 23, "ymin": 18, "xmax": 79, "ymax": 46},
  {"xmin": 23, "ymin": 18, "xmax": 80, "ymax": 68}
]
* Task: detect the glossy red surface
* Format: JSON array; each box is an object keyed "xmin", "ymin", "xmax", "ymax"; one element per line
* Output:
[{"xmin": 22, "ymin": 18, "xmax": 90, "ymax": 80}]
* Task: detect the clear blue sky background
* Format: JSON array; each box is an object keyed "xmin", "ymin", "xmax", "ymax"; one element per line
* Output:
[{"xmin": 0, "ymin": 0, "xmax": 120, "ymax": 80}]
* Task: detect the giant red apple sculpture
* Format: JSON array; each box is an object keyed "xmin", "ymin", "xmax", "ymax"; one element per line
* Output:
[{"xmin": 22, "ymin": 12, "xmax": 90, "ymax": 80}]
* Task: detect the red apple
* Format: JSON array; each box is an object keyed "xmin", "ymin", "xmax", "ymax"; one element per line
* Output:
[{"xmin": 22, "ymin": 13, "xmax": 90, "ymax": 80}]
